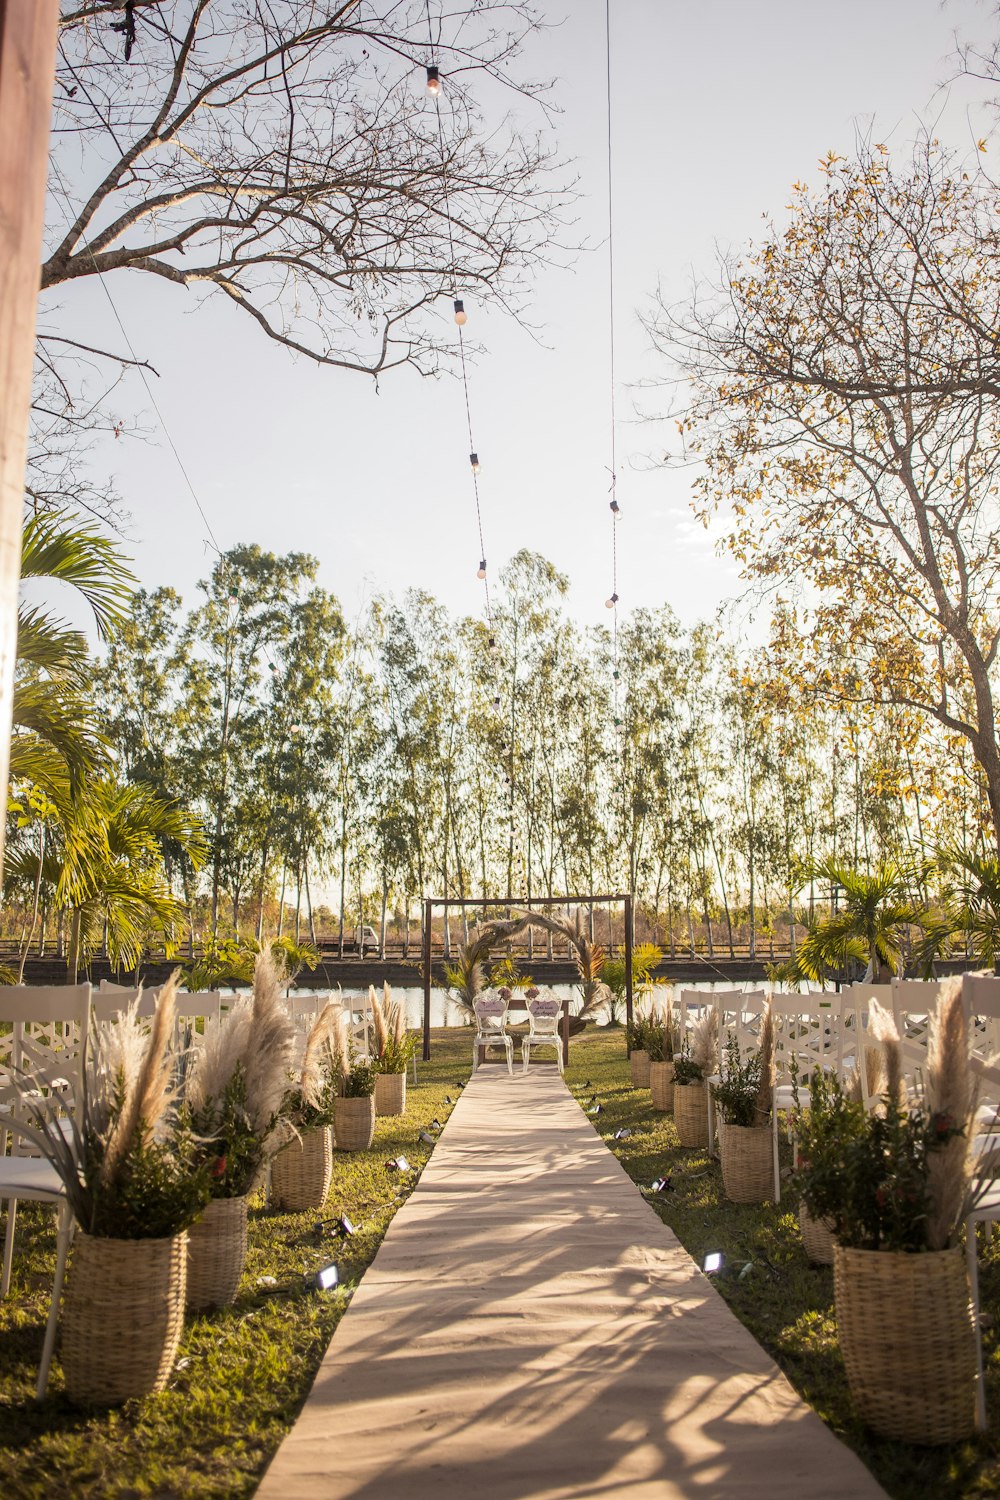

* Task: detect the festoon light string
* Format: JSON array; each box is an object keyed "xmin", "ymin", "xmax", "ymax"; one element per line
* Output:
[{"xmin": 603, "ymin": 0, "xmax": 622, "ymax": 732}]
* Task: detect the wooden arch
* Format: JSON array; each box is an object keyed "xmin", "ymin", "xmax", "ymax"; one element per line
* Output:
[{"xmin": 421, "ymin": 893, "xmax": 634, "ymax": 1060}]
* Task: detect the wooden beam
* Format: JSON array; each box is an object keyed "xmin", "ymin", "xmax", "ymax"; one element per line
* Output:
[
  {"xmin": 0, "ymin": 1, "xmax": 59, "ymax": 886},
  {"xmin": 421, "ymin": 897, "xmax": 432, "ymax": 1061},
  {"xmin": 624, "ymin": 892, "xmax": 634, "ymax": 1056}
]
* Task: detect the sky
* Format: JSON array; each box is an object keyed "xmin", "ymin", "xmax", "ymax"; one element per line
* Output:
[{"xmin": 39, "ymin": 0, "xmax": 997, "ymax": 641}]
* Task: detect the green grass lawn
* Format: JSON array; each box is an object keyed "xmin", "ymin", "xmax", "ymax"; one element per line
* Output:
[
  {"xmin": 565, "ymin": 1030, "xmax": 1000, "ymax": 1500},
  {"xmin": 0, "ymin": 1029, "xmax": 474, "ymax": 1500},
  {"xmin": 3, "ymin": 1026, "xmax": 999, "ymax": 1498}
]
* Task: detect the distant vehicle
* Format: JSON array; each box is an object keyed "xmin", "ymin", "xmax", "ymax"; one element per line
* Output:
[{"xmin": 332, "ymin": 925, "xmax": 381, "ymax": 954}]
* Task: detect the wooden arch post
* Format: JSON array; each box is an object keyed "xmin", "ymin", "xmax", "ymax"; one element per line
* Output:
[{"xmin": 421, "ymin": 892, "xmax": 636, "ymax": 1061}]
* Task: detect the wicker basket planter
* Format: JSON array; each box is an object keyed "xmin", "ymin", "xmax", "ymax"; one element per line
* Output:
[
  {"xmin": 270, "ymin": 1127, "xmax": 333, "ymax": 1212},
  {"xmin": 186, "ymin": 1195, "xmax": 249, "ymax": 1311},
  {"xmin": 629, "ymin": 1049, "xmax": 651, "ymax": 1089},
  {"xmin": 720, "ymin": 1122, "xmax": 774, "ymax": 1204},
  {"xmin": 674, "ymin": 1080, "xmax": 709, "ymax": 1148},
  {"xmin": 799, "ymin": 1202, "xmax": 836, "ymax": 1265},
  {"xmin": 375, "ymin": 1071, "xmax": 407, "ymax": 1118},
  {"xmin": 649, "ymin": 1059, "xmax": 674, "ymax": 1112},
  {"xmin": 62, "ymin": 1231, "xmax": 186, "ymax": 1404},
  {"xmin": 833, "ymin": 1244, "xmax": 977, "ymax": 1443},
  {"xmin": 335, "ymin": 1094, "xmax": 375, "ymax": 1151}
]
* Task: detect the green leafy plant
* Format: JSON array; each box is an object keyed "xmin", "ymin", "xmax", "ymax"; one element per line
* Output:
[
  {"xmin": 711, "ymin": 1006, "xmax": 773, "ymax": 1127},
  {"xmin": 671, "ymin": 1042, "xmax": 703, "ymax": 1085},
  {"xmin": 341, "ymin": 1058, "xmax": 377, "ymax": 1098}
]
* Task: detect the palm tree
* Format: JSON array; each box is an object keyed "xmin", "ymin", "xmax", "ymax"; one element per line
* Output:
[
  {"xmin": 785, "ymin": 859, "xmax": 925, "ymax": 984},
  {"xmin": 916, "ymin": 846, "xmax": 1000, "ymax": 974}
]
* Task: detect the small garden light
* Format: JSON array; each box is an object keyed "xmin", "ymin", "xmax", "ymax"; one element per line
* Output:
[
  {"xmin": 314, "ymin": 1263, "xmax": 339, "ymax": 1291},
  {"xmin": 703, "ymin": 1251, "xmax": 724, "ymax": 1276}
]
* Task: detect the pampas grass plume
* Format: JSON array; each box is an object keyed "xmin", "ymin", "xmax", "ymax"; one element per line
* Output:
[
  {"xmin": 243, "ymin": 948, "xmax": 296, "ymax": 1134},
  {"xmin": 925, "ymin": 978, "xmax": 974, "ymax": 1250}
]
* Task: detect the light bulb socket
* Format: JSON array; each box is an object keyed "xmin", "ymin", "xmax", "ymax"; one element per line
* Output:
[
  {"xmin": 493, "ymin": 696, "xmax": 501, "ymax": 709},
  {"xmin": 453, "ymin": 298, "xmax": 467, "ymax": 325},
  {"xmin": 426, "ymin": 65, "xmax": 441, "ymax": 95},
  {"xmin": 470, "ymin": 452, "xmax": 480, "ymax": 472},
  {"xmin": 488, "ymin": 635, "xmax": 496, "ymax": 650},
  {"xmin": 610, "ymin": 498, "xmax": 620, "ymax": 515}
]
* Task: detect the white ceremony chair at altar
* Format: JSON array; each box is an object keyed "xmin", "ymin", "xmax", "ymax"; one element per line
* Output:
[
  {"xmin": 472, "ymin": 994, "xmax": 513, "ymax": 1076},
  {"xmin": 706, "ymin": 990, "xmax": 767, "ymax": 1157},
  {"xmin": 521, "ymin": 995, "xmax": 563, "ymax": 1075},
  {"xmin": 0, "ymin": 982, "xmax": 91, "ymax": 1397}
]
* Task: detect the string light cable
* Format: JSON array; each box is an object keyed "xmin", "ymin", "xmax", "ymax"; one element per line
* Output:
[{"xmin": 603, "ymin": 0, "xmax": 622, "ymax": 734}]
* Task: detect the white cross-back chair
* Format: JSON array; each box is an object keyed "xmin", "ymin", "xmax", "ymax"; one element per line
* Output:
[
  {"xmin": 521, "ymin": 996, "xmax": 563, "ymax": 1074},
  {"xmin": 965, "ymin": 1054, "xmax": 1000, "ymax": 1430},
  {"xmin": 890, "ymin": 977, "xmax": 939, "ymax": 1057},
  {"xmin": 706, "ymin": 990, "xmax": 767, "ymax": 1156},
  {"xmin": 472, "ymin": 995, "xmax": 513, "ymax": 1075},
  {"xmin": 0, "ymin": 982, "xmax": 91, "ymax": 1398},
  {"xmin": 769, "ymin": 992, "xmax": 847, "ymax": 1204},
  {"xmin": 91, "ymin": 987, "xmax": 155, "ymax": 1024}
]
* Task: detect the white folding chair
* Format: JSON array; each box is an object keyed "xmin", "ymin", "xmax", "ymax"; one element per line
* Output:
[
  {"xmin": 706, "ymin": 990, "xmax": 766, "ymax": 1156},
  {"xmin": 472, "ymin": 995, "xmax": 513, "ymax": 1075},
  {"xmin": 521, "ymin": 997, "xmax": 563, "ymax": 1075},
  {"xmin": 339, "ymin": 992, "xmax": 372, "ymax": 1060},
  {"xmin": 0, "ymin": 982, "xmax": 91, "ymax": 1398}
]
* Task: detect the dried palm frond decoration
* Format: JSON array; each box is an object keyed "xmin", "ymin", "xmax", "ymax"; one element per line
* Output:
[
  {"xmin": 515, "ymin": 908, "xmax": 611, "ymax": 1018},
  {"xmin": 444, "ymin": 917, "xmax": 532, "ymax": 1016},
  {"xmin": 10, "ymin": 973, "xmax": 210, "ymax": 1239}
]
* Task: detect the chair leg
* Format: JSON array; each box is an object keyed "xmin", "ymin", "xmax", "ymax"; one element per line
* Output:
[
  {"xmin": 37, "ymin": 1201, "xmax": 73, "ymax": 1401},
  {"xmin": 1, "ymin": 1196, "xmax": 18, "ymax": 1297},
  {"xmin": 505, "ymin": 1041, "xmax": 513, "ymax": 1077},
  {"xmin": 772, "ymin": 1109, "xmax": 781, "ymax": 1206},
  {"xmin": 969, "ymin": 1218, "xmax": 988, "ymax": 1431},
  {"xmin": 707, "ymin": 1091, "xmax": 717, "ymax": 1158},
  {"xmin": 522, "ymin": 1040, "xmax": 529, "ymax": 1073}
]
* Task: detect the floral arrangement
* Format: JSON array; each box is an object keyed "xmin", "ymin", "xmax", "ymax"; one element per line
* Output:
[
  {"xmin": 794, "ymin": 980, "xmax": 987, "ymax": 1252},
  {"xmin": 711, "ymin": 1005, "xmax": 773, "ymax": 1127},
  {"xmin": 184, "ymin": 949, "xmax": 297, "ymax": 1199},
  {"xmin": 369, "ymin": 983, "xmax": 416, "ymax": 1074},
  {"xmin": 10, "ymin": 974, "xmax": 210, "ymax": 1239}
]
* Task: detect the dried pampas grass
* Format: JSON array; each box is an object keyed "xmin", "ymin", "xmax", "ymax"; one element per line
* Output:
[
  {"xmin": 99, "ymin": 974, "xmax": 180, "ymax": 1189},
  {"xmin": 300, "ymin": 1002, "xmax": 340, "ymax": 1111},
  {"xmin": 869, "ymin": 1000, "xmax": 905, "ymax": 1111},
  {"xmin": 243, "ymin": 948, "xmax": 297, "ymax": 1134},
  {"xmin": 925, "ymin": 978, "xmax": 975, "ymax": 1251},
  {"xmin": 691, "ymin": 1006, "xmax": 719, "ymax": 1075},
  {"xmin": 753, "ymin": 1002, "xmax": 774, "ymax": 1120},
  {"xmin": 187, "ymin": 999, "xmax": 252, "ymax": 1117},
  {"xmin": 370, "ymin": 983, "xmax": 406, "ymax": 1060}
]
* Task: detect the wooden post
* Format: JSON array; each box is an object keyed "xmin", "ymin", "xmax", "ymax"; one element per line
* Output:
[
  {"xmin": 0, "ymin": 1, "xmax": 59, "ymax": 887},
  {"xmin": 624, "ymin": 891, "xmax": 634, "ymax": 1056},
  {"xmin": 422, "ymin": 897, "xmax": 432, "ymax": 1061},
  {"xmin": 560, "ymin": 996, "xmax": 569, "ymax": 1068}
]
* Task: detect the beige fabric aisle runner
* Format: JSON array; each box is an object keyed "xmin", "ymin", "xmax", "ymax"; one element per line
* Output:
[{"xmin": 257, "ymin": 1068, "xmax": 888, "ymax": 1500}]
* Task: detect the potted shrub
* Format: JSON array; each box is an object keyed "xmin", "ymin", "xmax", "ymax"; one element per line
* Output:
[
  {"xmin": 672, "ymin": 1008, "xmax": 718, "ymax": 1148},
  {"xmin": 270, "ymin": 1003, "xmax": 342, "ymax": 1212},
  {"xmin": 711, "ymin": 1005, "xmax": 774, "ymax": 1204},
  {"xmin": 646, "ymin": 1006, "xmax": 675, "ymax": 1111},
  {"xmin": 789, "ymin": 1062, "xmax": 864, "ymax": 1264},
  {"xmin": 370, "ymin": 984, "xmax": 416, "ymax": 1116},
  {"xmin": 627, "ymin": 1016, "xmax": 651, "ymax": 1088},
  {"xmin": 796, "ymin": 982, "xmax": 982, "ymax": 1444},
  {"xmin": 335, "ymin": 1056, "xmax": 377, "ymax": 1151},
  {"xmin": 11, "ymin": 977, "xmax": 210, "ymax": 1404},
  {"xmin": 184, "ymin": 950, "xmax": 296, "ymax": 1310}
]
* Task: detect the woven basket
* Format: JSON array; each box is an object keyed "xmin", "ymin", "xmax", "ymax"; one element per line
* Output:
[
  {"xmin": 629, "ymin": 1049, "xmax": 651, "ymax": 1089},
  {"xmin": 335, "ymin": 1094, "xmax": 375, "ymax": 1151},
  {"xmin": 674, "ymin": 1080, "xmax": 709, "ymax": 1147},
  {"xmin": 186, "ymin": 1195, "xmax": 249, "ymax": 1311},
  {"xmin": 720, "ymin": 1122, "xmax": 774, "ymax": 1204},
  {"xmin": 649, "ymin": 1059, "xmax": 674, "ymax": 1112},
  {"xmin": 375, "ymin": 1071, "xmax": 407, "ymax": 1117},
  {"xmin": 270, "ymin": 1127, "xmax": 333, "ymax": 1212},
  {"xmin": 799, "ymin": 1202, "xmax": 836, "ymax": 1265},
  {"xmin": 62, "ymin": 1231, "xmax": 186, "ymax": 1404},
  {"xmin": 834, "ymin": 1244, "xmax": 976, "ymax": 1443}
]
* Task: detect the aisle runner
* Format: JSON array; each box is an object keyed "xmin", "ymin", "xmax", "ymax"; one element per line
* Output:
[{"xmin": 257, "ymin": 1069, "xmax": 887, "ymax": 1500}]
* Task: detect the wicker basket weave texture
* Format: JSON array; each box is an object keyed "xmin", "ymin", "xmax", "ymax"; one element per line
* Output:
[
  {"xmin": 374, "ymin": 1071, "xmax": 407, "ymax": 1117},
  {"xmin": 720, "ymin": 1123, "xmax": 774, "ymax": 1203},
  {"xmin": 335, "ymin": 1094, "xmax": 375, "ymax": 1151},
  {"xmin": 186, "ymin": 1195, "xmax": 249, "ymax": 1311},
  {"xmin": 799, "ymin": 1202, "xmax": 836, "ymax": 1265},
  {"xmin": 629, "ymin": 1050, "xmax": 651, "ymax": 1089},
  {"xmin": 270, "ymin": 1127, "xmax": 333, "ymax": 1212},
  {"xmin": 62, "ymin": 1231, "xmax": 186, "ymax": 1404},
  {"xmin": 673, "ymin": 1081, "xmax": 709, "ymax": 1147},
  {"xmin": 833, "ymin": 1244, "xmax": 977, "ymax": 1444},
  {"xmin": 649, "ymin": 1060, "xmax": 674, "ymax": 1112}
]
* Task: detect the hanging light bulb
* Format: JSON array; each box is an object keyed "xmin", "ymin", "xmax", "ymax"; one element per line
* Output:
[
  {"xmin": 453, "ymin": 298, "xmax": 467, "ymax": 326},
  {"xmin": 477, "ymin": 559, "xmax": 487, "ymax": 580},
  {"xmin": 612, "ymin": 668, "xmax": 620, "ymax": 681},
  {"xmin": 426, "ymin": 65, "xmax": 441, "ymax": 96},
  {"xmin": 610, "ymin": 498, "xmax": 620, "ymax": 515},
  {"xmin": 228, "ymin": 586, "xmax": 239, "ymax": 601},
  {"xmin": 268, "ymin": 661, "xmax": 278, "ymax": 674},
  {"xmin": 605, "ymin": 592, "xmax": 619, "ymax": 609},
  {"xmin": 470, "ymin": 452, "xmax": 480, "ymax": 474},
  {"xmin": 488, "ymin": 634, "xmax": 497, "ymax": 652},
  {"xmin": 493, "ymin": 695, "xmax": 501, "ymax": 709}
]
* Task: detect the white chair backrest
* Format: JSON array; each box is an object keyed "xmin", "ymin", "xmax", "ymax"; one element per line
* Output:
[
  {"xmin": 173, "ymin": 992, "xmax": 223, "ymax": 1036},
  {"xmin": 98, "ymin": 979, "xmax": 138, "ymax": 993},
  {"xmin": 963, "ymin": 974, "xmax": 1000, "ymax": 1063},
  {"xmin": 526, "ymin": 997, "xmax": 560, "ymax": 1036},
  {"xmin": 474, "ymin": 996, "xmax": 509, "ymax": 1033},
  {"xmin": 714, "ymin": 990, "xmax": 767, "ymax": 1057},
  {"xmin": 340, "ymin": 993, "xmax": 372, "ymax": 1059},
  {"xmin": 676, "ymin": 989, "xmax": 714, "ymax": 1048},
  {"xmin": 0, "ymin": 984, "xmax": 92, "ymax": 1157},
  {"xmin": 890, "ymin": 978, "xmax": 939, "ymax": 1054},
  {"xmin": 770, "ymin": 992, "xmax": 846, "ymax": 1085},
  {"xmin": 92, "ymin": 987, "xmax": 156, "ymax": 1023}
]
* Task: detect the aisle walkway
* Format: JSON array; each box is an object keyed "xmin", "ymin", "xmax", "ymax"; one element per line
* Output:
[{"xmin": 258, "ymin": 1069, "xmax": 886, "ymax": 1500}]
